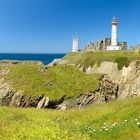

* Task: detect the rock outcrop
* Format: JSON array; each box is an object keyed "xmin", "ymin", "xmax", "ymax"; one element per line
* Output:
[
  {"xmin": 57, "ymin": 93, "xmax": 97, "ymax": 110},
  {"xmin": 37, "ymin": 97, "xmax": 49, "ymax": 108},
  {"xmin": 118, "ymin": 60, "xmax": 140, "ymax": 98},
  {"xmin": 85, "ymin": 61, "xmax": 121, "ymax": 83},
  {"xmin": 99, "ymin": 75, "xmax": 118, "ymax": 101},
  {"xmin": 0, "ymin": 87, "xmax": 14, "ymax": 106},
  {"xmin": 48, "ymin": 59, "xmax": 67, "ymax": 66},
  {"xmin": 0, "ymin": 80, "xmax": 117, "ymax": 110},
  {"xmin": 1, "ymin": 59, "xmax": 140, "ymax": 110},
  {"xmin": 0, "ymin": 84, "xmax": 44, "ymax": 108},
  {"xmin": 57, "ymin": 75, "xmax": 119, "ymax": 110}
]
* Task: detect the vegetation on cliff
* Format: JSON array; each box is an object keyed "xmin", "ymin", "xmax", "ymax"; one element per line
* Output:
[
  {"xmin": 3, "ymin": 62, "xmax": 99, "ymax": 99},
  {"xmin": 63, "ymin": 51, "xmax": 140, "ymax": 69},
  {"xmin": 114, "ymin": 57, "xmax": 130, "ymax": 70},
  {"xmin": 0, "ymin": 96, "xmax": 140, "ymax": 139}
]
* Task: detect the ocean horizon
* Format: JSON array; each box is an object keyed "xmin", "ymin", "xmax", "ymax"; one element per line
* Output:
[{"xmin": 0, "ymin": 53, "xmax": 66, "ymax": 64}]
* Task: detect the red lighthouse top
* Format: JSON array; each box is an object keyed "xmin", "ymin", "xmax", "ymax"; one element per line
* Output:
[{"xmin": 112, "ymin": 17, "xmax": 117, "ymax": 25}]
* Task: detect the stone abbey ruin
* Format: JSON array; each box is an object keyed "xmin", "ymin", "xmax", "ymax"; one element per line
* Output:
[{"xmin": 85, "ymin": 38, "xmax": 127, "ymax": 51}]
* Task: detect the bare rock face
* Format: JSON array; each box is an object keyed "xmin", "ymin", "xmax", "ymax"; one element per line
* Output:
[
  {"xmin": 118, "ymin": 60, "xmax": 140, "ymax": 99},
  {"xmin": 48, "ymin": 59, "xmax": 60, "ymax": 66},
  {"xmin": 0, "ymin": 83, "xmax": 45, "ymax": 108},
  {"xmin": 23, "ymin": 95, "xmax": 44, "ymax": 107},
  {"xmin": 37, "ymin": 97, "xmax": 49, "ymax": 108},
  {"xmin": 57, "ymin": 92, "xmax": 113, "ymax": 110},
  {"xmin": 0, "ymin": 88, "xmax": 14, "ymax": 106},
  {"xmin": 9, "ymin": 93, "xmax": 44, "ymax": 108},
  {"xmin": 85, "ymin": 60, "xmax": 140, "ymax": 100},
  {"xmin": 85, "ymin": 62, "xmax": 121, "ymax": 83},
  {"xmin": 57, "ymin": 93, "xmax": 98, "ymax": 110},
  {"xmin": 47, "ymin": 57, "xmax": 71, "ymax": 67},
  {"xmin": 10, "ymin": 92, "xmax": 24, "ymax": 107},
  {"xmin": 99, "ymin": 75, "xmax": 118, "ymax": 101}
]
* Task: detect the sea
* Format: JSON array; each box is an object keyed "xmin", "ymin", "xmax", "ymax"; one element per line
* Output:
[{"xmin": 0, "ymin": 53, "xmax": 66, "ymax": 64}]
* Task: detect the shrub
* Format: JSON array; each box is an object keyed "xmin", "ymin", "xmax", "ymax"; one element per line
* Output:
[
  {"xmin": 96, "ymin": 61, "xmax": 101, "ymax": 68},
  {"xmin": 114, "ymin": 57, "xmax": 130, "ymax": 70}
]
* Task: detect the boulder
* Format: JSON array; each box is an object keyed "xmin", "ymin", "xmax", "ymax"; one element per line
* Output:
[
  {"xmin": 10, "ymin": 92, "xmax": 24, "ymax": 107},
  {"xmin": 37, "ymin": 97, "xmax": 49, "ymax": 108},
  {"xmin": 10, "ymin": 93, "xmax": 44, "ymax": 108},
  {"xmin": 24, "ymin": 95, "xmax": 44, "ymax": 107},
  {"xmin": 0, "ymin": 88, "xmax": 14, "ymax": 106},
  {"xmin": 48, "ymin": 59, "xmax": 62, "ymax": 66},
  {"xmin": 44, "ymin": 97, "xmax": 49, "ymax": 107},
  {"xmin": 44, "ymin": 81, "xmax": 53, "ymax": 87},
  {"xmin": 57, "ymin": 93, "xmax": 98, "ymax": 110}
]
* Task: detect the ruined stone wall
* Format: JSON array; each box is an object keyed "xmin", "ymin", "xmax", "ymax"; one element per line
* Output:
[
  {"xmin": 85, "ymin": 42, "xmax": 95, "ymax": 50},
  {"xmin": 118, "ymin": 42, "xmax": 127, "ymax": 50},
  {"xmin": 95, "ymin": 38, "xmax": 111, "ymax": 50},
  {"xmin": 85, "ymin": 38, "xmax": 127, "ymax": 51}
]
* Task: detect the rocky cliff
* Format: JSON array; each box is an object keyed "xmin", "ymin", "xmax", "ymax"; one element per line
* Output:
[
  {"xmin": 0, "ymin": 57, "xmax": 140, "ymax": 110},
  {"xmin": 49, "ymin": 56, "xmax": 140, "ymax": 100},
  {"xmin": 84, "ymin": 60, "xmax": 140, "ymax": 99}
]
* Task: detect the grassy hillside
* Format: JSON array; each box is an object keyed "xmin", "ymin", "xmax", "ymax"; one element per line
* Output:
[
  {"xmin": 63, "ymin": 51, "xmax": 140, "ymax": 69},
  {"xmin": 0, "ymin": 97, "xmax": 140, "ymax": 140},
  {"xmin": 2, "ymin": 51, "xmax": 140, "ymax": 99},
  {"xmin": 3, "ymin": 62, "xmax": 99, "ymax": 99}
]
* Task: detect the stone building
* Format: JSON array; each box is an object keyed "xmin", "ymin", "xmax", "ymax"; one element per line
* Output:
[
  {"xmin": 118, "ymin": 42, "xmax": 127, "ymax": 50},
  {"xmin": 85, "ymin": 42, "xmax": 95, "ymax": 50},
  {"xmin": 85, "ymin": 38, "xmax": 127, "ymax": 51},
  {"xmin": 95, "ymin": 38, "xmax": 111, "ymax": 50}
]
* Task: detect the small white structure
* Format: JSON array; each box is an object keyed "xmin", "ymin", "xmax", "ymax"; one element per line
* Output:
[
  {"xmin": 72, "ymin": 34, "xmax": 79, "ymax": 52},
  {"xmin": 107, "ymin": 17, "xmax": 121, "ymax": 50},
  {"xmin": 107, "ymin": 45, "xmax": 120, "ymax": 50}
]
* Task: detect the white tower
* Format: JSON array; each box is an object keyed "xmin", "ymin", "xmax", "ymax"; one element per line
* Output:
[
  {"xmin": 107, "ymin": 17, "xmax": 121, "ymax": 50},
  {"xmin": 111, "ymin": 17, "xmax": 117, "ymax": 46},
  {"xmin": 72, "ymin": 34, "xmax": 79, "ymax": 52}
]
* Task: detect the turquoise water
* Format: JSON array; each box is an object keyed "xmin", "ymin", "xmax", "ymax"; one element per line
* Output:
[{"xmin": 0, "ymin": 53, "xmax": 66, "ymax": 64}]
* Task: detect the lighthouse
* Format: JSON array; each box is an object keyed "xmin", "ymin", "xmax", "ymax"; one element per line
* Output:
[
  {"xmin": 107, "ymin": 17, "xmax": 121, "ymax": 50},
  {"xmin": 111, "ymin": 17, "xmax": 117, "ymax": 46},
  {"xmin": 72, "ymin": 34, "xmax": 79, "ymax": 52}
]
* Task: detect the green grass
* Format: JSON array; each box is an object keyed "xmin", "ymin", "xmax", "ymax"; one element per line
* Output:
[
  {"xmin": 114, "ymin": 57, "xmax": 130, "ymax": 70},
  {"xmin": 63, "ymin": 51, "xmax": 140, "ymax": 69},
  {"xmin": 0, "ymin": 97, "xmax": 140, "ymax": 140},
  {"xmin": 3, "ymin": 63, "xmax": 99, "ymax": 99}
]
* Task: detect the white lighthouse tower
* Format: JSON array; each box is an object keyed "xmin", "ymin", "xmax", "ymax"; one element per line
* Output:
[
  {"xmin": 72, "ymin": 34, "xmax": 79, "ymax": 52},
  {"xmin": 107, "ymin": 17, "xmax": 121, "ymax": 50}
]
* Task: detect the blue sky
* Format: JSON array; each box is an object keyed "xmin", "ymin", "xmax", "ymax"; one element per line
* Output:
[{"xmin": 0, "ymin": 0, "xmax": 140, "ymax": 53}]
